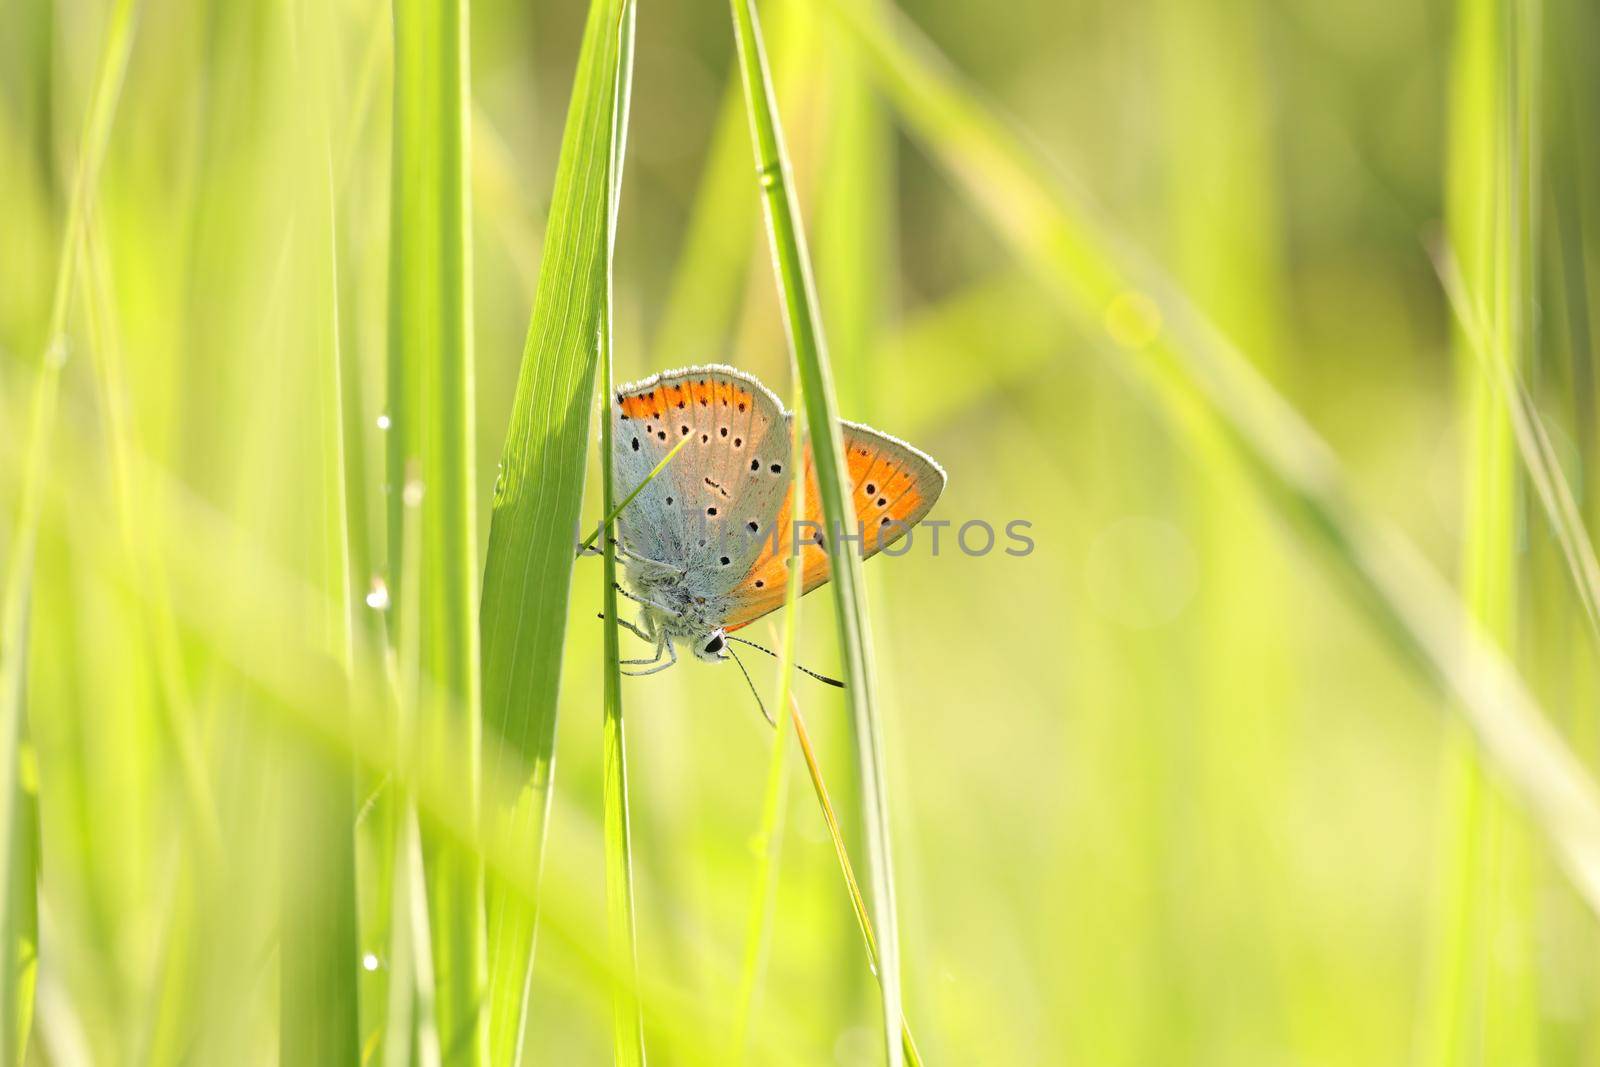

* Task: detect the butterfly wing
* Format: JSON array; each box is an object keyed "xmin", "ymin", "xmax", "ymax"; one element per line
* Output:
[
  {"xmin": 611, "ymin": 364, "xmax": 790, "ymax": 575},
  {"xmin": 720, "ymin": 419, "xmax": 946, "ymax": 632}
]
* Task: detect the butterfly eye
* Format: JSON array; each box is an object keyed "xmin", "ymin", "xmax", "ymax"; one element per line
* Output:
[{"xmin": 704, "ymin": 634, "xmax": 724, "ymax": 655}]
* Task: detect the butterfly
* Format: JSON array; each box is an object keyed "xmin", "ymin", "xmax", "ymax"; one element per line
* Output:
[{"xmin": 602, "ymin": 364, "xmax": 946, "ymax": 689}]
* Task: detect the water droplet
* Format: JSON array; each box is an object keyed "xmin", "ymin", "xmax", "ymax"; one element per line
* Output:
[
  {"xmin": 365, "ymin": 578, "xmax": 390, "ymax": 612},
  {"xmin": 376, "ymin": 413, "xmax": 391, "ymax": 431},
  {"xmin": 403, "ymin": 480, "xmax": 425, "ymax": 507},
  {"xmin": 759, "ymin": 169, "xmax": 778, "ymax": 189},
  {"xmin": 362, "ymin": 952, "xmax": 381, "ymax": 972}
]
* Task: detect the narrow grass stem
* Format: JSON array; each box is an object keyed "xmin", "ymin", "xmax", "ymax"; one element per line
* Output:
[
  {"xmin": 730, "ymin": 390, "xmax": 808, "ymax": 1060},
  {"xmin": 579, "ymin": 434, "xmax": 690, "ymax": 555},
  {"xmin": 789, "ymin": 702, "xmax": 924, "ymax": 1067},
  {"xmin": 727, "ymin": 2, "xmax": 906, "ymax": 1060},
  {"xmin": 599, "ymin": 3, "xmax": 644, "ymax": 1063}
]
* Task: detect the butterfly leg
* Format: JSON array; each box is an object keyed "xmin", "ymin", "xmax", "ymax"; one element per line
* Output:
[
  {"xmin": 621, "ymin": 635, "xmax": 678, "ymax": 676},
  {"xmin": 618, "ymin": 615, "xmax": 654, "ymax": 644},
  {"xmin": 620, "ymin": 631, "xmax": 666, "ymax": 668},
  {"xmin": 614, "ymin": 582, "xmax": 681, "ymax": 619},
  {"xmin": 593, "ymin": 611, "xmax": 659, "ymax": 645}
]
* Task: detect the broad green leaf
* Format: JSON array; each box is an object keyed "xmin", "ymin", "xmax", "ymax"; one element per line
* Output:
[{"xmin": 476, "ymin": 0, "xmax": 639, "ymax": 1060}]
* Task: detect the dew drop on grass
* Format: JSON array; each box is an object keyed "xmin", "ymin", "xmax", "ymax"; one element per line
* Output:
[
  {"xmin": 403, "ymin": 480, "xmax": 424, "ymax": 507},
  {"xmin": 376, "ymin": 413, "xmax": 391, "ymax": 430},
  {"xmin": 361, "ymin": 952, "xmax": 381, "ymax": 972},
  {"xmin": 365, "ymin": 578, "xmax": 390, "ymax": 611}
]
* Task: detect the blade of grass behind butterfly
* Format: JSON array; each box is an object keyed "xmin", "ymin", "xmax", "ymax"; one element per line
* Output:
[
  {"xmin": 477, "ymin": 0, "xmax": 639, "ymax": 1059},
  {"xmin": 649, "ymin": 73, "xmax": 759, "ymax": 364},
  {"xmin": 597, "ymin": 2, "xmax": 644, "ymax": 1062},
  {"xmin": 728, "ymin": 2, "xmax": 906, "ymax": 1064},
  {"xmin": 809, "ymin": 17, "xmax": 905, "ymax": 1040},
  {"xmin": 387, "ymin": 0, "xmax": 487, "ymax": 1058},
  {"xmin": 730, "ymin": 384, "xmax": 806, "ymax": 1061},
  {"xmin": 0, "ymin": 1, "xmax": 136, "ymax": 1059},
  {"xmin": 822, "ymin": 0, "xmax": 1600, "ymax": 924},
  {"xmin": 279, "ymin": 1, "xmax": 363, "ymax": 1059}
]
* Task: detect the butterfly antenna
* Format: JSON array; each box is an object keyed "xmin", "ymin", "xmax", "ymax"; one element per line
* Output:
[
  {"xmin": 726, "ymin": 644, "xmax": 776, "ymax": 728},
  {"xmin": 724, "ymin": 634, "xmax": 847, "ymax": 689}
]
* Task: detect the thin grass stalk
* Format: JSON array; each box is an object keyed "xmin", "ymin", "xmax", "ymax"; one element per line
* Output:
[
  {"xmin": 727, "ymin": 3, "xmax": 905, "ymax": 1062},
  {"xmin": 385, "ymin": 469, "xmax": 443, "ymax": 1067},
  {"xmin": 477, "ymin": 0, "xmax": 639, "ymax": 1054},
  {"xmin": 1425, "ymin": 1, "xmax": 1540, "ymax": 1060},
  {"xmin": 823, "ymin": 0, "xmax": 1600, "ymax": 926},
  {"xmin": 598, "ymin": 2, "xmax": 644, "ymax": 1061},
  {"xmin": 730, "ymin": 391, "xmax": 807, "ymax": 1060},
  {"xmin": 789, "ymin": 703, "xmax": 923, "ymax": 1067},
  {"xmin": 1433, "ymin": 244, "xmax": 1600, "ymax": 641},
  {"xmin": 0, "ymin": 1, "xmax": 137, "ymax": 1059},
  {"xmin": 580, "ymin": 435, "xmax": 690, "ymax": 555},
  {"xmin": 729, "ymin": 667, "xmax": 794, "ymax": 1062}
]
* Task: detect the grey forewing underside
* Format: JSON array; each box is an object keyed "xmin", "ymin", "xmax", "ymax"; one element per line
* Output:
[{"xmin": 610, "ymin": 366, "xmax": 791, "ymax": 586}]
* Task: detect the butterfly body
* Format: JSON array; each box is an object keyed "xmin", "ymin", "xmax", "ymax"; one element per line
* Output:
[
  {"xmin": 608, "ymin": 364, "xmax": 945, "ymax": 674},
  {"xmin": 618, "ymin": 556, "xmax": 734, "ymax": 659}
]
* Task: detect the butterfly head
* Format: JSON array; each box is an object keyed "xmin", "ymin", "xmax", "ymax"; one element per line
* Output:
[{"xmin": 694, "ymin": 628, "xmax": 729, "ymax": 663}]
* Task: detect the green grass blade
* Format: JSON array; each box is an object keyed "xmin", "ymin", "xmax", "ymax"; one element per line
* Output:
[
  {"xmin": 789, "ymin": 702, "xmax": 923, "ymax": 1067},
  {"xmin": 1434, "ymin": 243, "xmax": 1600, "ymax": 640},
  {"xmin": 730, "ymin": 392, "xmax": 806, "ymax": 1061},
  {"xmin": 728, "ymin": 3, "xmax": 905, "ymax": 1063},
  {"xmin": 1425, "ymin": 0, "xmax": 1536, "ymax": 1057},
  {"xmin": 578, "ymin": 434, "xmax": 689, "ymax": 556},
  {"xmin": 387, "ymin": 0, "xmax": 486, "ymax": 1060},
  {"xmin": 598, "ymin": 2, "xmax": 644, "ymax": 1062},
  {"xmin": 826, "ymin": 0, "xmax": 1600, "ymax": 926},
  {"xmin": 279, "ymin": 3, "xmax": 363, "ymax": 1060},
  {"xmin": 0, "ymin": 0, "xmax": 137, "ymax": 1060},
  {"xmin": 730, "ymin": 670, "xmax": 794, "ymax": 1063},
  {"xmin": 477, "ymin": 0, "xmax": 640, "ymax": 1059}
]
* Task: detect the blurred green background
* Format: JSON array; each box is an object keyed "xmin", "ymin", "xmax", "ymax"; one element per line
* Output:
[{"xmin": 5, "ymin": 0, "xmax": 1600, "ymax": 1062}]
